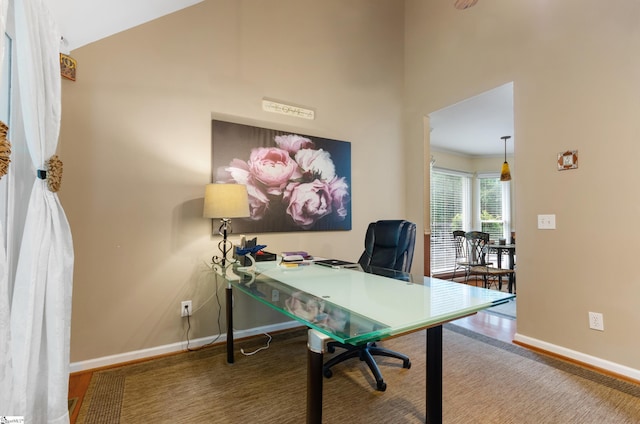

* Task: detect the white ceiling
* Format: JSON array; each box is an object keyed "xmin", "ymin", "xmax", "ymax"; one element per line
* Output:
[
  {"xmin": 49, "ymin": 0, "xmax": 203, "ymax": 52},
  {"xmin": 430, "ymin": 82, "xmax": 514, "ymax": 157},
  {"xmin": 47, "ymin": 1, "xmax": 512, "ymax": 157}
]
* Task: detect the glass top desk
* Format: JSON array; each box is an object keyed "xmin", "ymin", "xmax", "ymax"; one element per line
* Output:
[{"xmin": 220, "ymin": 261, "xmax": 514, "ymax": 424}]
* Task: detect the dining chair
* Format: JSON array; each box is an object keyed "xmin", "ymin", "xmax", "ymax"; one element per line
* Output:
[
  {"xmin": 323, "ymin": 220, "xmax": 415, "ymax": 391},
  {"xmin": 466, "ymin": 231, "xmax": 513, "ymax": 290},
  {"xmin": 454, "ymin": 230, "xmax": 493, "ymax": 284},
  {"xmin": 451, "ymin": 230, "xmax": 470, "ymax": 281}
]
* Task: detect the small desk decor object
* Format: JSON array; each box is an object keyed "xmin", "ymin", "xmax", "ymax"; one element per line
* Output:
[
  {"xmin": 234, "ymin": 246, "xmax": 266, "ymax": 273},
  {"xmin": 281, "ymin": 251, "xmax": 314, "ymax": 260},
  {"xmin": 314, "ymin": 259, "xmax": 360, "ymax": 269},
  {"xmin": 235, "ymin": 237, "xmax": 276, "ymax": 266},
  {"xmin": 557, "ymin": 150, "xmax": 578, "ymax": 170},
  {"xmin": 279, "ymin": 252, "xmax": 314, "ymax": 268}
]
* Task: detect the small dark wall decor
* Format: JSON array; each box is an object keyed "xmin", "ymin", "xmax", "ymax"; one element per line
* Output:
[{"xmin": 212, "ymin": 120, "xmax": 352, "ymax": 233}]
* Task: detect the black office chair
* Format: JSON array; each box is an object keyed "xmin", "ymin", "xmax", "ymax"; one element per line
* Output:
[{"xmin": 323, "ymin": 220, "xmax": 416, "ymax": 391}]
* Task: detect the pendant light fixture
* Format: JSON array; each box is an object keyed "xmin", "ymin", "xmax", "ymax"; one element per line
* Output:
[{"xmin": 500, "ymin": 136, "xmax": 512, "ymax": 182}]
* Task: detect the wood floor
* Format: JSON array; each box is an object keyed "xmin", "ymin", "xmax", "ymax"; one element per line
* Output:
[{"xmin": 67, "ymin": 309, "xmax": 516, "ymax": 424}]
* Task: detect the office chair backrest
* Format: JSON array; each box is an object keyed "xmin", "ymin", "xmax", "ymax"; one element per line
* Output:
[{"xmin": 358, "ymin": 220, "xmax": 417, "ymax": 273}]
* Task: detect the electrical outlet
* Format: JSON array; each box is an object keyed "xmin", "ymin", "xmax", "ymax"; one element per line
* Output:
[
  {"xmin": 271, "ymin": 289, "xmax": 279, "ymax": 302},
  {"xmin": 588, "ymin": 311, "xmax": 604, "ymax": 331},
  {"xmin": 181, "ymin": 300, "xmax": 192, "ymax": 317}
]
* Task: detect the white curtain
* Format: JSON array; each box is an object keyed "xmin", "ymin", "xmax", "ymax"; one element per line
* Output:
[
  {"xmin": 0, "ymin": 0, "xmax": 13, "ymax": 413},
  {"xmin": 3, "ymin": 0, "xmax": 75, "ymax": 422}
]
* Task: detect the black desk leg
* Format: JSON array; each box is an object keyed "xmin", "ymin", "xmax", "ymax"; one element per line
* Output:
[
  {"xmin": 307, "ymin": 349, "xmax": 323, "ymax": 423},
  {"xmin": 307, "ymin": 330, "xmax": 325, "ymax": 424},
  {"xmin": 226, "ymin": 286, "xmax": 234, "ymax": 364},
  {"xmin": 426, "ymin": 325, "xmax": 443, "ymax": 424}
]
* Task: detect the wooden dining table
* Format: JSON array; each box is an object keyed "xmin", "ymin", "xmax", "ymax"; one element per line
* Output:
[{"xmin": 489, "ymin": 243, "xmax": 516, "ymax": 293}]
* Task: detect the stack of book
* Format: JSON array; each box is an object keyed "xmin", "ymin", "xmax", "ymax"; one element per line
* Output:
[{"xmin": 279, "ymin": 251, "xmax": 314, "ymax": 268}]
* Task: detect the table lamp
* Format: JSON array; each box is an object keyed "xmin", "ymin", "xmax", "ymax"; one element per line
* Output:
[{"xmin": 203, "ymin": 183, "xmax": 250, "ymax": 267}]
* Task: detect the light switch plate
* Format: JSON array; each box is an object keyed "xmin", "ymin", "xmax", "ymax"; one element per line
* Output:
[{"xmin": 537, "ymin": 214, "xmax": 556, "ymax": 229}]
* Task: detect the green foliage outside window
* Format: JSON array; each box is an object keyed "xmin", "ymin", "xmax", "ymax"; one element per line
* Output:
[{"xmin": 480, "ymin": 210, "xmax": 503, "ymax": 240}]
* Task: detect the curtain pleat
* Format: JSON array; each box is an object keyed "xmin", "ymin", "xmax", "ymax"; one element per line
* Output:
[{"xmin": 9, "ymin": 0, "xmax": 75, "ymax": 422}]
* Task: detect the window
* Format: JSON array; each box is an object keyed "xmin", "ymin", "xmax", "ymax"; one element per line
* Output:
[
  {"xmin": 430, "ymin": 168, "xmax": 471, "ymax": 274},
  {"xmin": 476, "ymin": 173, "xmax": 510, "ymax": 241},
  {"xmin": 430, "ymin": 169, "xmax": 511, "ymax": 275},
  {"xmin": 1, "ymin": 32, "xmax": 12, "ymax": 251},
  {"xmin": 0, "ymin": 33, "xmax": 9, "ymax": 117},
  {"xmin": 0, "ymin": 24, "xmax": 26, "ymax": 292}
]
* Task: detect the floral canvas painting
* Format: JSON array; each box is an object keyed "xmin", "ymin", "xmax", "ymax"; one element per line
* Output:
[{"xmin": 212, "ymin": 120, "xmax": 352, "ymax": 233}]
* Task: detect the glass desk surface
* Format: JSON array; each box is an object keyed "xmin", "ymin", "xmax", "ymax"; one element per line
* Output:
[{"xmin": 227, "ymin": 261, "xmax": 514, "ymax": 345}]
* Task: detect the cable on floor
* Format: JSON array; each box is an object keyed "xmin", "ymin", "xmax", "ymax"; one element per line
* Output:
[{"xmin": 240, "ymin": 333, "xmax": 272, "ymax": 356}]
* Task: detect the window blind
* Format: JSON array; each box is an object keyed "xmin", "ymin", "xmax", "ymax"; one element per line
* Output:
[
  {"xmin": 477, "ymin": 175, "xmax": 509, "ymax": 241},
  {"xmin": 430, "ymin": 168, "xmax": 471, "ymax": 274}
]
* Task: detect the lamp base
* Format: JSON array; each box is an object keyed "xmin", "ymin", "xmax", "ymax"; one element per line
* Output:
[{"xmin": 211, "ymin": 218, "xmax": 238, "ymax": 270}]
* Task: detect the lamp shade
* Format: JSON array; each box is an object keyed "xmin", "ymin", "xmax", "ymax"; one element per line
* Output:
[
  {"xmin": 499, "ymin": 135, "xmax": 512, "ymax": 182},
  {"xmin": 203, "ymin": 184, "xmax": 250, "ymax": 218},
  {"xmin": 500, "ymin": 161, "xmax": 511, "ymax": 182}
]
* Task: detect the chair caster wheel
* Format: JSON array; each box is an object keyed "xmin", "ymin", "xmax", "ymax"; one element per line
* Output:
[
  {"xmin": 376, "ymin": 381, "xmax": 387, "ymax": 391},
  {"xmin": 403, "ymin": 359, "xmax": 411, "ymax": 369},
  {"xmin": 323, "ymin": 369, "xmax": 333, "ymax": 379}
]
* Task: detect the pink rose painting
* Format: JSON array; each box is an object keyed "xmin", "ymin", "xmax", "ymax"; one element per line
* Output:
[{"xmin": 212, "ymin": 120, "xmax": 351, "ymax": 233}]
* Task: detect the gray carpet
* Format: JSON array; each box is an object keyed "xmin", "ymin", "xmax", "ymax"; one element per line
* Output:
[{"xmin": 77, "ymin": 325, "xmax": 640, "ymax": 423}]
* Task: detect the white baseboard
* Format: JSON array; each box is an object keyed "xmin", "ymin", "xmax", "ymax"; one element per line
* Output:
[
  {"xmin": 513, "ymin": 332, "xmax": 640, "ymax": 382},
  {"xmin": 69, "ymin": 320, "xmax": 302, "ymax": 373}
]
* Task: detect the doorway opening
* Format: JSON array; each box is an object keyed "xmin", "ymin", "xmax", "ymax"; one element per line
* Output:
[{"xmin": 426, "ymin": 82, "xmax": 515, "ymax": 288}]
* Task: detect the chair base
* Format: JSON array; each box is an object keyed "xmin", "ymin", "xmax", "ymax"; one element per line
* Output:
[{"xmin": 323, "ymin": 341, "xmax": 411, "ymax": 392}]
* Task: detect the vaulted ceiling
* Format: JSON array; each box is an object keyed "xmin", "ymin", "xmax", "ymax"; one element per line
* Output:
[
  {"xmin": 49, "ymin": 0, "xmax": 203, "ymax": 52},
  {"xmin": 48, "ymin": 0, "xmax": 512, "ymax": 157}
]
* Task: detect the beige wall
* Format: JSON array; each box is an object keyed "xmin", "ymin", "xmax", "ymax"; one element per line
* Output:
[
  {"xmin": 431, "ymin": 150, "xmax": 515, "ymax": 175},
  {"xmin": 406, "ymin": 0, "xmax": 640, "ymax": 372},
  {"xmin": 60, "ymin": 0, "xmax": 407, "ymax": 363},
  {"xmin": 430, "ymin": 150, "xmax": 474, "ymax": 173},
  {"xmin": 60, "ymin": 0, "xmax": 640, "ymax": 377}
]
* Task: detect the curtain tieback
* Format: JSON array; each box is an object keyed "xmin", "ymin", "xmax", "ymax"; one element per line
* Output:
[
  {"xmin": 0, "ymin": 120, "xmax": 10, "ymax": 180},
  {"xmin": 38, "ymin": 155, "xmax": 64, "ymax": 192}
]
